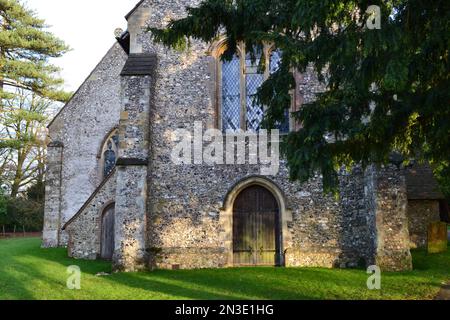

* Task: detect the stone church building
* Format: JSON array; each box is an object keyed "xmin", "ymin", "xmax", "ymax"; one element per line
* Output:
[{"xmin": 42, "ymin": 0, "xmax": 445, "ymax": 272}]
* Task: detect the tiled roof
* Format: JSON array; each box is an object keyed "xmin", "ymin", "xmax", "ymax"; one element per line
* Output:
[
  {"xmin": 406, "ymin": 163, "xmax": 445, "ymax": 200},
  {"xmin": 120, "ymin": 54, "xmax": 157, "ymax": 76}
]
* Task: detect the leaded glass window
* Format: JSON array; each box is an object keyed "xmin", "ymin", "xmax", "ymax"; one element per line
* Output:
[
  {"xmin": 100, "ymin": 130, "xmax": 119, "ymax": 179},
  {"xmin": 222, "ymin": 55, "xmax": 241, "ymax": 131},
  {"xmin": 103, "ymin": 141, "xmax": 116, "ymax": 178},
  {"xmin": 245, "ymin": 50, "xmax": 265, "ymax": 132},
  {"xmin": 220, "ymin": 45, "xmax": 290, "ymax": 133}
]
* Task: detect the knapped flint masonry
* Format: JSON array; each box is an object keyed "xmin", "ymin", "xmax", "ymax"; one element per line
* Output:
[{"xmin": 43, "ymin": 0, "xmax": 445, "ymax": 272}]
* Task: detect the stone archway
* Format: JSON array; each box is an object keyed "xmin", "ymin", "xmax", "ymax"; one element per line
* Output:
[
  {"xmin": 233, "ymin": 185, "xmax": 281, "ymax": 266},
  {"xmin": 220, "ymin": 176, "xmax": 292, "ymax": 267}
]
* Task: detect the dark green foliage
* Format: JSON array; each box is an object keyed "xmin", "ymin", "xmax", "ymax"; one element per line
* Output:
[
  {"xmin": 26, "ymin": 179, "xmax": 44, "ymax": 202},
  {"xmin": 435, "ymin": 162, "xmax": 450, "ymax": 198},
  {"xmin": 0, "ymin": 182, "xmax": 7, "ymax": 219},
  {"xmin": 149, "ymin": 0, "xmax": 449, "ymax": 193},
  {"xmin": 0, "ymin": 0, "xmax": 70, "ymax": 102},
  {"xmin": 0, "ymin": 182, "xmax": 44, "ymax": 232},
  {"xmin": 0, "ymin": 1, "xmax": 69, "ymax": 198}
]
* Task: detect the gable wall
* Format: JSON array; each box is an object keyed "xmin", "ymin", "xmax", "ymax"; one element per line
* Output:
[{"xmin": 47, "ymin": 43, "xmax": 127, "ymax": 244}]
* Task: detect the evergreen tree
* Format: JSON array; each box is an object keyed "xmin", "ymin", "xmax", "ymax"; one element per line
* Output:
[
  {"xmin": 0, "ymin": 0, "xmax": 69, "ymax": 196},
  {"xmin": 0, "ymin": 0, "xmax": 70, "ymax": 103},
  {"xmin": 149, "ymin": 0, "xmax": 449, "ymax": 193}
]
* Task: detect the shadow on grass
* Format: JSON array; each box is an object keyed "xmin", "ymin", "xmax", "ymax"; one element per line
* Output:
[
  {"xmin": 103, "ymin": 268, "xmax": 322, "ymax": 300},
  {"xmin": 1, "ymin": 238, "xmax": 449, "ymax": 300}
]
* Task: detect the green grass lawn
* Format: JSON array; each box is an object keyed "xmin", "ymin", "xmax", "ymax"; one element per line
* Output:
[{"xmin": 0, "ymin": 238, "xmax": 448, "ymax": 300}]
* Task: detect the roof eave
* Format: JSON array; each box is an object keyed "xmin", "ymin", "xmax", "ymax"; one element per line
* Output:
[{"xmin": 125, "ymin": 0, "xmax": 145, "ymax": 20}]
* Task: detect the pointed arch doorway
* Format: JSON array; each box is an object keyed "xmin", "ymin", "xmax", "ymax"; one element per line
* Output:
[
  {"xmin": 100, "ymin": 203, "xmax": 115, "ymax": 260},
  {"xmin": 233, "ymin": 185, "xmax": 281, "ymax": 266}
]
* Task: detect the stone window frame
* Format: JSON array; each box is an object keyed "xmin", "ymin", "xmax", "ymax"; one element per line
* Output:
[
  {"xmin": 97, "ymin": 127, "xmax": 119, "ymax": 182},
  {"xmin": 208, "ymin": 38, "xmax": 299, "ymax": 133}
]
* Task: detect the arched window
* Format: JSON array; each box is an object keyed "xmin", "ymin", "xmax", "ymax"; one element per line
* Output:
[
  {"xmin": 218, "ymin": 43, "xmax": 290, "ymax": 133},
  {"xmin": 222, "ymin": 54, "xmax": 241, "ymax": 131},
  {"xmin": 98, "ymin": 129, "xmax": 119, "ymax": 179},
  {"xmin": 245, "ymin": 48, "xmax": 265, "ymax": 132}
]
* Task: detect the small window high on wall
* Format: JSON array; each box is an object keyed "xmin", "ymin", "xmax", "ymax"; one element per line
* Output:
[{"xmin": 218, "ymin": 44, "xmax": 290, "ymax": 133}]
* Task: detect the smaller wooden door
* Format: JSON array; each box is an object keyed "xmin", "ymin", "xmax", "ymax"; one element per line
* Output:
[{"xmin": 100, "ymin": 204, "xmax": 115, "ymax": 260}]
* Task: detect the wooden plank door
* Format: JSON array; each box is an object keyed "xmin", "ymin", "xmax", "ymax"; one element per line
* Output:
[
  {"xmin": 233, "ymin": 186, "xmax": 280, "ymax": 266},
  {"xmin": 100, "ymin": 204, "xmax": 115, "ymax": 260}
]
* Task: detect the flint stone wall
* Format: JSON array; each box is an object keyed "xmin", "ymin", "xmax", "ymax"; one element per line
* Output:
[
  {"xmin": 44, "ymin": 43, "xmax": 127, "ymax": 246},
  {"xmin": 137, "ymin": 0, "xmax": 379, "ymax": 270},
  {"xmin": 65, "ymin": 170, "xmax": 117, "ymax": 259},
  {"xmin": 42, "ymin": 142, "xmax": 64, "ymax": 248},
  {"xmin": 113, "ymin": 75, "xmax": 153, "ymax": 272},
  {"xmin": 407, "ymin": 200, "xmax": 441, "ymax": 248},
  {"xmin": 366, "ymin": 164, "xmax": 412, "ymax": 271},
  {"xmin": 55, "ymin": 0, "xmax": 414, "ymax": 272}
]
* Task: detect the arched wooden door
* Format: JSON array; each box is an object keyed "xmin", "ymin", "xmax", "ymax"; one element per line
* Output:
[
  {"xmin": 100, "ymin": 203, "xmax": 115, "ymax": 260},
  {"xmin": 233, "ymin": 186, "xmax": 281, "ymax": 266}
]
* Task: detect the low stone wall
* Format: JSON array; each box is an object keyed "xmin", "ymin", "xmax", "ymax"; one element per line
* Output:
[
  {"xmin": 285, "ymin": 247, "xmax": 361, "ymax": 268},
  {"xmin": 153, "ymin": 248, "xmax": 227, "ymax": 270},
  {"xmin": 408, "ymin": 200, "xmax": 441, "ymax": 248}
]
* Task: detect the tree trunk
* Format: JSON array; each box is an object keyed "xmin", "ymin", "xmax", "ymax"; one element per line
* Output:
[{"xmin": 10, "ymin": 151, "xmax": 25, "ymax": 198}]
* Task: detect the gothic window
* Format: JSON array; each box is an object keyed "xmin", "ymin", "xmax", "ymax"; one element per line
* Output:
[
  {"xmin": 218, "ymin": 44, "xmax": 290, "ymax": 133},
  {"xmin": 245, "ymin": 48, "xmax": 265, "ymax": 132},
  {"xmin": 222, "ymin": 54, "xmax": 241, "ymax": 131},
  {"xmin": 103, "ymin": 141, "xmax": 116, "ymax": 177},
  {"xmin": 99, "ymin": 129, "xmax": 119, "ymax": 179}
]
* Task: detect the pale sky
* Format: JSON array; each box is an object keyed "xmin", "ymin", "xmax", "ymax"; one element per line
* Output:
[{"xmin": 26, "ymin": 0, "xmax": 139, "ymax": 91}]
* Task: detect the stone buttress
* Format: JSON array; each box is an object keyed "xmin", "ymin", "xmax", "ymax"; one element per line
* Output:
[
  {"xmin": 42, "ymin": 141, "xmax": 64, "ymax": 248},
  {"xmin": 112, "ymin": 55, "xmax": 156, "ymax": 271},
  {"xmin": 365, "ymin": 164, "xmax": 413, "ymax": 271}
]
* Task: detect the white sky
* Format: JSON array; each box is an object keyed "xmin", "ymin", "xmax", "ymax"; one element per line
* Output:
[{"xmin": 26, "ymin": 0, "xmax": 139, "ymax": 91}]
